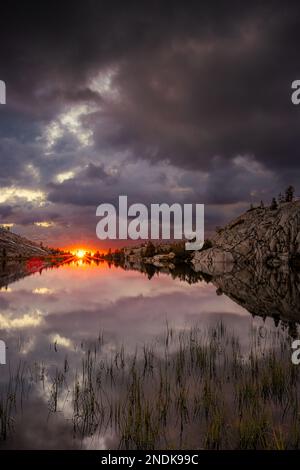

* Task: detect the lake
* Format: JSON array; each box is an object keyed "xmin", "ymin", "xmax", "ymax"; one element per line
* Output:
[{"xmin": 0, "ymin": 259, "xmax": 298, "ymax": 449}]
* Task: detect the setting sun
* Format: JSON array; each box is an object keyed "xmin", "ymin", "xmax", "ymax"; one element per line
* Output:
[
  {"xmin": 76, "ymin": 249, "xmax": 86, "ymax": 259},
  {"xmin": 68, "ymin": 247, "xmax": 96, "ymax": 259}
]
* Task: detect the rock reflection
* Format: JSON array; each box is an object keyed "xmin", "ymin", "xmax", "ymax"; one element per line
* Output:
[{"xmin": 209, "ymin": 265, "xmax": 300, "ymax": 336}]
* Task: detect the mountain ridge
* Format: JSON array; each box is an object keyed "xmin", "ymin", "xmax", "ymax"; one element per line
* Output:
[{"xmin": 0, "ymin": 227, "xmax": 52, "ymax": 258}]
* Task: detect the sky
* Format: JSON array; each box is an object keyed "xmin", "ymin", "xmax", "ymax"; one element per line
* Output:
[{"xmin": 0, "ymin": 1, "xmax": 300, "ymax": 249}]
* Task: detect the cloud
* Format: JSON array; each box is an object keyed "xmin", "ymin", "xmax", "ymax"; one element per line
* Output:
[
  {"xmin": 0, "ymin": 187, "xmax": 46, "ymax": 204},
  {"xmin": 34, "ymin": 221, "xmax": 55, "ymax": 228},
  {"xmin": 0, "ymin": 204, "xmax": 13, "ymax": 218},
  {"xmin": 33, "ymin": 287, "xmax": 53, "ymax": 294},
  {"xmin": 50, "ymin": 333, "xmax": 73, "ymax": 350},
  {"xmin": 0, "ymin": 1, "xmax": 300, "ymax": 243},
  {"xmin": 0, "ymin": 311, "xmax": 43, "ymax": 329}
]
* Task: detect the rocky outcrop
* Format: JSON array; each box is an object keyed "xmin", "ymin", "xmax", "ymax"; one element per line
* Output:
[
  {"xmin": 123, "ymin": 241, "xmax": 188, "ymax": 270},
  {"xmin": 0, "ymin": 227, "xmax": 52, "ymax": 258},
  {"xmin": 192, "ymin": 201, "xmax": 300, "ymax": 274}
]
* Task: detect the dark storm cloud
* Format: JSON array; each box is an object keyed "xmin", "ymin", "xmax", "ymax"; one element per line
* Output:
[
  {"xmin": 1, "ymin": 2, "xmax": 299, "ymax": 165},
  {"xmin": 47, "ymin": 159, "xmax": 189, "ymax": 209},
  {"xmin": 85, "ymin": 162, "xmax": 113, "ymax": 180},
  {"xmin": 19, "ymin": 211, "xmax": 61, "ymax": 226},
  {"xmin": 1, "ymin": 1, "xmax": 300, "ymax": 241},
  {"xmin": 91, "ymin": 13, "xmax": 300, "ymax": 174},
  {"xmin": 0, "ymin": 137, "xmax": 39, "ymax": 184},
  {"xmin": 0, "ymin": 204, "xmax": 13, "ymax": 218}
]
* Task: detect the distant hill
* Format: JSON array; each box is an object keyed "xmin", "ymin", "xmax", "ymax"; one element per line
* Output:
[{"xmin": 0, "ymin": 227, "xmax": 52, "ymax": 258}]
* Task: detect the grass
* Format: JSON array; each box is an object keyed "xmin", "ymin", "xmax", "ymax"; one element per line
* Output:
[
  {"xmin": 1, "ymin": 322, "xmax": 300, "ymax": 449},
  {"xmin": 0, "ymin": 362, "xmax": 27, "ymax": 440},
  {"xmin": 70, "ymin": 322, "xmax": 300, "ymax": 449}
]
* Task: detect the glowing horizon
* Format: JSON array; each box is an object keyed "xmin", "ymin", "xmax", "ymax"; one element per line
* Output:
[{"xmin": 65, "ymin": 246, "xmax": 106, "ymax": 256}]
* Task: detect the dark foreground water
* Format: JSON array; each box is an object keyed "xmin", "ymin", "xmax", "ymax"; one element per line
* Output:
[{"xmin": 0, "ymin": 259, "xmax": 299, "ymax": 449}]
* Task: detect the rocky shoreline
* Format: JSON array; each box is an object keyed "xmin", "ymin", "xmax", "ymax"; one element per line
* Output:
[{"xmin": 121, "ymin": 200, "xmax": 300, "ymax": 276}]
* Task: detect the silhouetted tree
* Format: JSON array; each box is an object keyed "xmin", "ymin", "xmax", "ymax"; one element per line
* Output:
[
  {"xmin": 270, "ymin": 197, "xmax": 278, "ymax": 210},
  {"xmin": 285, "ymin": 185, "xmax": 295, "ymax": 202}
]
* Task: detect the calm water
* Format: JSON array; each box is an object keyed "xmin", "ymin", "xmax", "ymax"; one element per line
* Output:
[{"xmin": 0, "ymin": 260, "xmax": 295, "ymax": 449}]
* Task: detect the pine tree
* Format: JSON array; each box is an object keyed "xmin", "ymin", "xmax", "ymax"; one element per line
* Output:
[
  {"xmin": 270, "ymin": 197, "xmax": 278, "ymax": 210},
  {"xmin": 285, "ymin": 185, "xmax": 295, "ymax": 202}
]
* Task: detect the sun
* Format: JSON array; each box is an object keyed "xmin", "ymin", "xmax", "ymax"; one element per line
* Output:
[
  {"xmin": 76, "ymin": 249, "xmax": 86, "ymax": 259},
  {"xmin": 68, "ymin": 247, "xmax": 95, "ymax": 259}
]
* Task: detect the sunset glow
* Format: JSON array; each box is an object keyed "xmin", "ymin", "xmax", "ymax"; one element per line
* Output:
[
  {"xmin": 75, "ymin": 249, "xmax": 86, "ymax": 259},
  {"xmin": 69, "ymin": 248, "xmax": 97, "ymax": 259}
]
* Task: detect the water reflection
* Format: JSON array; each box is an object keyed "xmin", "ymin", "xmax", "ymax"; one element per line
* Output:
[
  {"xmin": 210, "ymin": 264, "xmax": 300, "ymax": 337},
  {"xmin": 2, "ymin": 256, "xmax": 299, "ymax": 328},
  {"xmin": 0, "ymin": 256, "xmax": 299, "ymax": 448}
]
